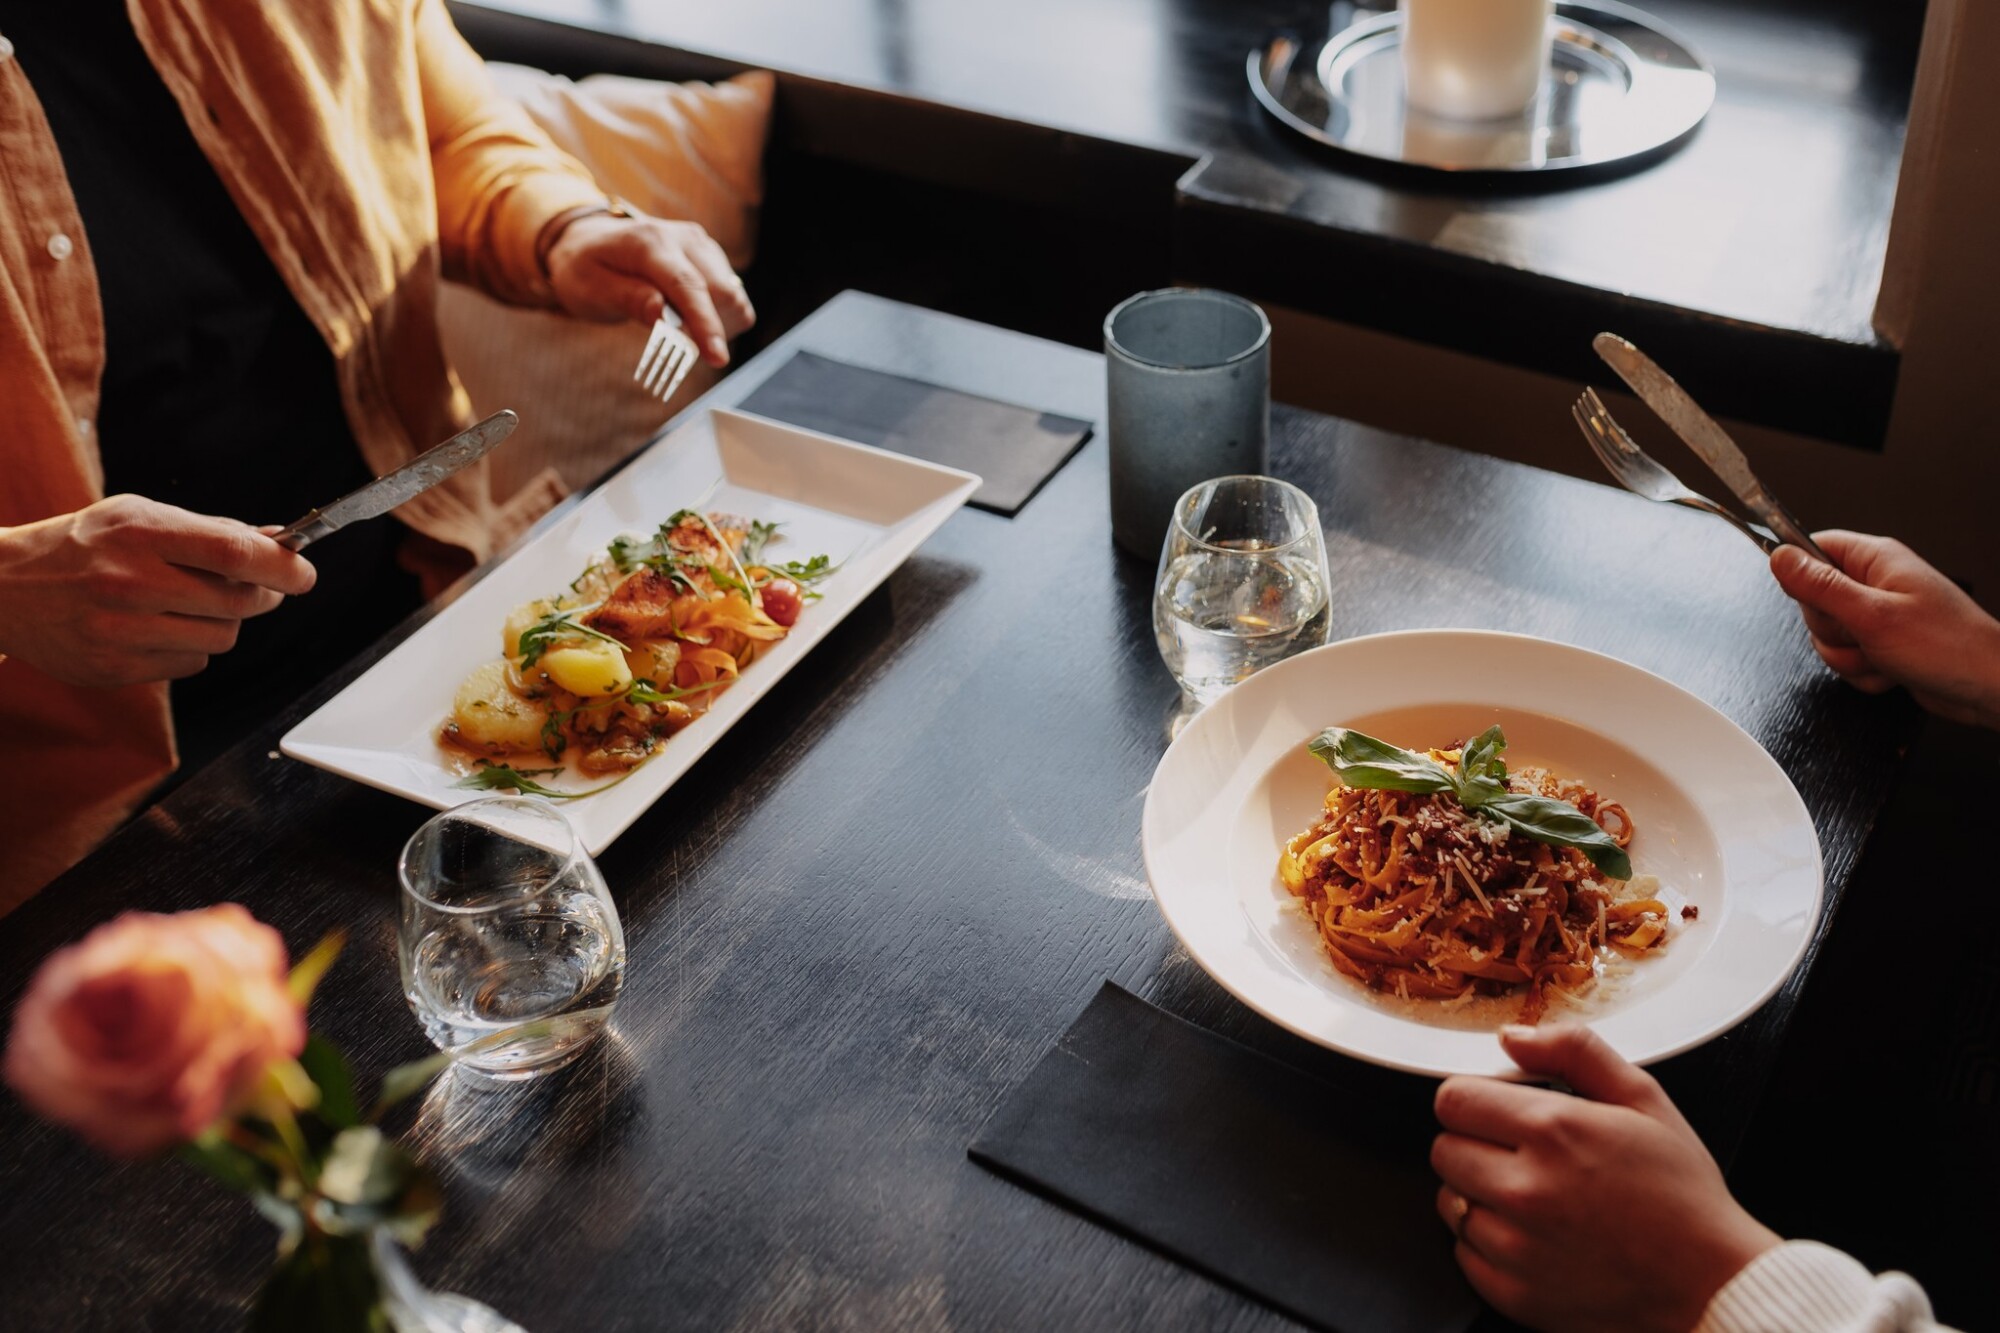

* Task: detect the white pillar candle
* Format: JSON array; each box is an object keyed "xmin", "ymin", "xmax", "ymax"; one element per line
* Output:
[{"xmin": 1401, "ymin": 0, "xmax": 1556, "ymax": 121}]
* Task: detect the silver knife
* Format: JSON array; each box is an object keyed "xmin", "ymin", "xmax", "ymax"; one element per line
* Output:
[
  {"xmin": 273, "ymin": 410, "xmax": 519, "ymax": 551},
  {"xmin": 1591, "ymin": 334, "xmax": 1831, "ymax": 565}
]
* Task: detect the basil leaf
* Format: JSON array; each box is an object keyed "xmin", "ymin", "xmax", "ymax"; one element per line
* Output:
[
  {"xmin": 1459, "ymin": 726, "xmax": 1509, "ymax": 785},
  {"xmin": 1307, "ymin": 727, "xmax": 1458, "ymax": 794},
  {"xmin": 1477, "ymin": 792, "xmax": 1633, "ymax": 880}
]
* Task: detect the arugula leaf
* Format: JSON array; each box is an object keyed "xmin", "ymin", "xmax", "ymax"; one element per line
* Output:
[
  {"xmin": 1306, "ymin": 725, "xmax": 1631, "ymax": 879},
  {"xmin": 515, "ymin": 605, "xmax": 626, "ymax": 668},
  {"xmin": 539, "ymin": 710, "xmax": 569, "ymax": 761},
  {"xmin": 625, "ymin": 677, "xmax": 726, "ymax": 706},
  {"xmin": 1307, "ymin": 727, "xmax": 1459, "ymax": 794},
  {"xmin": 706, "ymin": 562, "xmax": 753, "ymax": 599},
  {"xmin": 743, "ymin": 519, "xmax": 780, "ymax": 564},
  {"xmin": 608, "ymin": 534, "xmax": 642, "ymax": 574},
  {"xmin": 769, "ymin": 553, "xmax": 838, "ymax": 586},
  {"xmin": 452, "ymin": 762, "xmax": 626, "ymax": 801}
]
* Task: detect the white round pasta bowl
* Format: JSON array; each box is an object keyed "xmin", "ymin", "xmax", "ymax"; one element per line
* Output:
[{"xmin": 1141, "ymin": 629, "xmax": 1822, "ymax": 1079}]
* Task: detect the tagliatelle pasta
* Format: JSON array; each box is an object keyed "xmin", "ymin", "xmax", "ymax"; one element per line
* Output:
[{"xmin": 1279, "ymin": 741, "xmax": 1669, "ymax": 1022}]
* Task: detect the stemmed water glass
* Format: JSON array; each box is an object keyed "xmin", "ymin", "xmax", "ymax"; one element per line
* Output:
[
  {"xmin": 397, "ymin": 796, "xmax": 626, "ymax": 1080},
  {"xmin": 1152, "ymin": 475, "xmax": 1332, "ymax": 708}
]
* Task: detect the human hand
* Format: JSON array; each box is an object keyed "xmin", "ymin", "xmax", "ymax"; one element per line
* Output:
[
  {"xmin": 0, "ymin": 495, "xmax": 316, "ymax": 688},
  {"xmin": 1431, "ymin": 1025, "xmax": 1779, "ymax": 1333},
  {"xmin": 543, "ymin": 212, "xmax": 756, "ymax": 368},
  {"xmin": 1771, "ymin": 531, "xmax": 2000, "ymax": 729}
]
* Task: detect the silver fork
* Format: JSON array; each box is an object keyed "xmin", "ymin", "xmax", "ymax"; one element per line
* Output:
[
  {"xmin": 1571, "ymin": 388, "xmax": 1777, "ymax": 554},
  {"xmin": 633, "ymin": 308, "xmax": 700, "ymax": 403}
]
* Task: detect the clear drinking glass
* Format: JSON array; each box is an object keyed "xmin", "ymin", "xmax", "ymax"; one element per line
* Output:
[
  {"xmin": 397, "ymin": 797, "xmax": 626, "ymax": 1080},
  {"xmin": 1152, "ymin": 475, "xmax": 1332, "ymax": 706}
]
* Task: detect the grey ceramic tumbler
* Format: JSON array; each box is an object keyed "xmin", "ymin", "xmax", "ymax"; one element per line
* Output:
[{"xmin": 1105, "ymin": 288, "xmax": 1272, "ymax": 557}]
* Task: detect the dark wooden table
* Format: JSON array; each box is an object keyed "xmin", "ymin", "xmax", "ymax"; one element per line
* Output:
[
  {"xmin": 454, "ymin": 0, "xmax": 1922, "ymax": 446},
  {"xmin": 0, "ymin": 293, "xmax": 1919, "ymax": 1330}
]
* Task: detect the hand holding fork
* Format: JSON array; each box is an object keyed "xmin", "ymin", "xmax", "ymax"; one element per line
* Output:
[{"xmin": 538, "ymin": 207, "xmax": 755, "ymax": 401}]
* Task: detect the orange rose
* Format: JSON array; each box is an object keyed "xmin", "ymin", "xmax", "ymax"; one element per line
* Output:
[{"xmin": 4, "ymin": 905, "xmax": 306, "ymax": 1157}]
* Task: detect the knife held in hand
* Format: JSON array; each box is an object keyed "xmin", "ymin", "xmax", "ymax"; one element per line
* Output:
[
  {"xmin": 273, "ymin": 409, "xmax": 519, "ymax": 552},
  {"xmin": 1590, "ymin": 335, "xmax": 1831, "ymax": 565}
]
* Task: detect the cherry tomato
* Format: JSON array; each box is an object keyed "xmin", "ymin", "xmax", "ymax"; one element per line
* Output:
[{"xmin": 761, "ymin": 578, "xmax": 803, "ymax": 627}]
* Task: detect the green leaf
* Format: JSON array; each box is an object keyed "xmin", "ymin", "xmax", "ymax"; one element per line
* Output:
[
  {"xmin": 742, "ymin": 519, "xmax": 780, "ymax": 564},
  {"xmin": 1477, "ymin": 792, "xmax": 1634, "ymax": 880},
  {"xmin": 311, "ymin": 1126, "xmax": 445, "ymax": 1245},
  {"xmin": 250, "ymin": 1233, "xmax": 385, "ymax": 1333},
  {"xmin": 624, "ymin": 677, "xmax": 725, "ymax": 706},
  {"xmin": 451, "ymin": 761, "xmax": 628, "ymax": 801},
  {"xmin": 769, "ymin": 553, "xmax": 838, "ymax": 585},
  {"xmin": 1307, "ymin": 727, "xmax": 1459, "ymax": 794},
  {"xmin": 317, "ymin": 1127, "xmax": 411, "ymax": 1209},
  {"xmin": 179, "ymin": 1135, "xmax": 277, "ymax": 1195},
  {"xmin": 608, "ymin": 534, "xmax": 642, "ymax": 573},
  {"xmin": 1307, "ymin": 724, "xmax": 1632, "ymax": 880},
  {"xmin": 1451, "ymin": 727, "xmax": 1510, "ymax": 807},
  {"xmin": 286, "ymin": 931, "xmax": 346, "ymax": 1008},
  {"xmin": 1458, "ymin": 726, "xmax": 1509, "ymax": 785},
  {"xmin": 515, "ymin": 604, "xmax": 626, "ymax": 669},
  {"xmin": 372, "ymin": 1051, "xmax": 455, "ymax": 1116},
  {"xmin": 299, "ymin": 1036, "xmax": 361, "ymax": 1129},
  {"xmin": 539, "ymin": 709, "xmax": 569, "ymax": 761}
]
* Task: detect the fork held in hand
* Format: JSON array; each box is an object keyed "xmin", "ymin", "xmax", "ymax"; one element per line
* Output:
[
  {"xmin": 634, "ymin": 308, "xmax": 699, "ymax": 403},
  {"xmin": 1570, "ymin": 388, "xmax": 1778, "ymax": 556}
]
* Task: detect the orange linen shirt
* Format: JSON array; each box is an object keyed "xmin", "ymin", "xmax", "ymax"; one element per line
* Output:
[{"xmin": 0, "ymin": 0, "xmax": 610, "ymax": 907}]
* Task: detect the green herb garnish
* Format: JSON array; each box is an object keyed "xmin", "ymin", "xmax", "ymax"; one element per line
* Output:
[
  {"xmin": 625, "ymin": 677, "xmax": 727, "ymax": 705},
  {"xmin": 452, "ymin": 762, "xmax": 628, "ymax": 801},
  {"xmin": 515, "ymin": 605, "xmax": 627, "ymax": 669},
  {"xmin": 743, "ymin": 519, "xmax": 780, "ymax": 564},
  {"xmin": 706, "ymin": 562, "xmax": 752, "ymax": 599},
  {"xmin": 539, "ymin": 711, "xmax": 570, "ymax": 761},
  {"xmin": 1306, "ymin": 725, "xmax": 1632, "ymax": 880},
  {"xmin": 767, "ymin": 553, "xmax": 838, "ymax": 586},
  {"xmin": 608, "ymin": 534, "xmax": 643, "ymax": 574}
]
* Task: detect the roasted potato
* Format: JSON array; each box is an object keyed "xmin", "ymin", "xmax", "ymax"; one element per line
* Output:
[
  {"xmin": 539, "ymin": 638, "xmax": 633, "ymax": 698},
  {"xmin": 445, "ymin": 660, "xmax": 550, "ymax": 754}
]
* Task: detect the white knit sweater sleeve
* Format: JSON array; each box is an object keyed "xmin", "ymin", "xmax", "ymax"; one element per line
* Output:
[{"xmin": 1695, "ymin": 1241, "xmax": 1956, "ymax": 1333}]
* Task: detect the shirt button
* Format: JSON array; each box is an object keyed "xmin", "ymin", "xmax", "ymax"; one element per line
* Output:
[{"xmin": 47, "ymin": 232, "xmax": 73, "ymax": 261}]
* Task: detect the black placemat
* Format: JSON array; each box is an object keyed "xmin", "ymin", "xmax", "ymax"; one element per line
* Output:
[
  {"xmin": 970, "ymin": 982, "xmax": 1482, "ymax": 1333},
  {"xmin": 736, "ymin": 351, "xmax": 1093, "ymax": 515}
]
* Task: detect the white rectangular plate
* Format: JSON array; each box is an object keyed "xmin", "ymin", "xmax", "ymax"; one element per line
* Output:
[{"xmin": 282, "ymin": 408, "xmax": 980, "ymax": 853}]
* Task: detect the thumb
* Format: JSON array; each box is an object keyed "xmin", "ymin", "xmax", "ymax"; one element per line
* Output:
[
  {"xmin": 1499, "ymin": 1023, "xmax": 1666, "ymax": 1112},
  {"xmin": 1770, "ymin": 544, "xmax": 1877, "ymax": 626}
]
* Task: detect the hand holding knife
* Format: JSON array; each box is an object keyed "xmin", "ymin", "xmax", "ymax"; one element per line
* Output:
[{"xmin": 1590, "ymin": 336, "xmax": 1831, "ymax": 566}]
